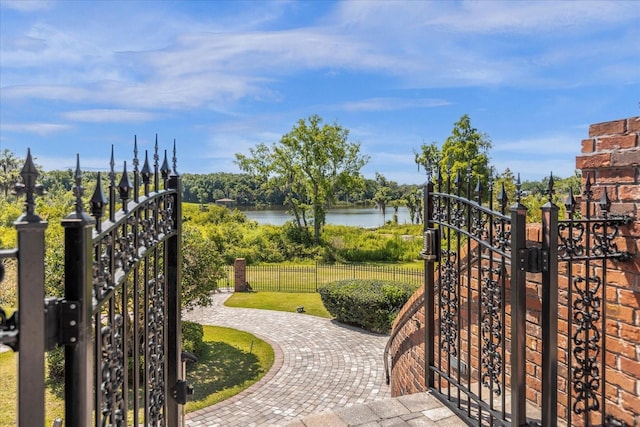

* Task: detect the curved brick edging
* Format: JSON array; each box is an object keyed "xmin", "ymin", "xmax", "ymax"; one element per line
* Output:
[{"xmin": 185, "ymin": 332, "xmax": 285, "ymax": 422}]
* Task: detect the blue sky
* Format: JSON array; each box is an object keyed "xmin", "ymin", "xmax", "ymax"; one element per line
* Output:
[{"xmin": 1, "ymin": 0, "xmax": 638, "ymax": 185}]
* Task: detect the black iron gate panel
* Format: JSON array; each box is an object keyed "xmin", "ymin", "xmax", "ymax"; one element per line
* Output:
[
  {"xmin": 0, "ymin": 140, "xmax": 186, "ymax": 427},
  {"xmin": 549, "ymin": 177, "xmax": 632, "ymax": 427},
  {"xmin": 64, "ymin": 142, "xmax": 184, "ymax": 426},
  {"xmin": 422, "ymin": 168, "xmax": 528, "ymax": 427},
  {"xmin": 419, "ymin": 170, "xmax": 633, "ymax": 427}
]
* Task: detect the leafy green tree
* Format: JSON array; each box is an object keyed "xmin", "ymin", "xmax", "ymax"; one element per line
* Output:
[
  {"xmin": 373, "ymin": 173, "xmax": 391, "ymax": 222},
  {"xmin": 493, "ymin": 167, "xmax": 517, "ymax": 210},
  {"xmin": 404, "ymin": 189, "xmax": 422, "ymax": 224},
  {"xmin": 1, "ymin": 149, "xmax": 22, "ymax": 199},
  {"xmin": 181, "ymin": 224, "xmax": 227, "ymax": 310},
  {"xmin": 415, "ymin": 114, "xmax": 492, "ymax": 192},
  {"xmin": 236, "ymin": 114, "xmax": 369, "ymax": 243}
]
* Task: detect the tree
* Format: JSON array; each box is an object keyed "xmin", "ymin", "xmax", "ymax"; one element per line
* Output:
[
  {"xmin": 373, "ymin": 173, "xmax": 391, "ymax": 222},
  {"xmin": 415, "ymin": 114, "xmax": 492, "ymax": 193},
  {"xmin": 181, "ymin": 224, "xmax": 227, "ymax": 310},
  {"xmin": 236, "ymin": 115, "xmax": 369, "ymax": 243},
  {"xmin": 0, "ymin": 149, "xmax": 22, "ymax": 199},
  {"xmin": 404, "ymin": 189, "xmax": 422, "ymax": 224}
]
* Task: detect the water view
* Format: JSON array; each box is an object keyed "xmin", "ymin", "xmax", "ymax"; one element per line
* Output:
[{"xmin": 239, "ymin": 206, "xmax": 415, "ymax": 227}]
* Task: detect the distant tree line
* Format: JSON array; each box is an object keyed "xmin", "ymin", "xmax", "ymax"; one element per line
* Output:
[{"xmin": 181, "ymin": 171, "xmax": 419, "ymax": 209}]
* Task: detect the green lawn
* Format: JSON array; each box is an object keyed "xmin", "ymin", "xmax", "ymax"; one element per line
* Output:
[
  {"xmin": 0, "ymin": 351, "xmax": 65, "ymax": 426},
  {"xmin": 185, "ymin": 325, "xmax": 274, "ymax": 412},
  {"xmin": 225, "ymin": 291, "xmax": 332, "ymax": 318},
  {"xmin": 0, "ymin": 325, "xmax": 273, "ymax": 424}
]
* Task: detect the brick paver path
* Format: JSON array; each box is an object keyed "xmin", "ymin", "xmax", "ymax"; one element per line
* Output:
[{"xmin": 183, "ymin": 292, "xmax": 391, "ymax": 426}]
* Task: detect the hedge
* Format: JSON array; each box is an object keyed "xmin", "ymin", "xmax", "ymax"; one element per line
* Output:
[{"xmin": 318, "ymin": 279, "xmax": 417, "ymax": 333}]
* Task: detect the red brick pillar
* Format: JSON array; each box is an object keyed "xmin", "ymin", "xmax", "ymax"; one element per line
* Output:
[
  {"xmin": 575, "ymin": 116, "xmax": 640, "ymax": 425},
  {"xmin": 234, "ymin": 258, "xmax": 247, "ymax": 292},
  {"xmin": 577, "ymin": 116, "xmax": 640, "ymax": 216}
]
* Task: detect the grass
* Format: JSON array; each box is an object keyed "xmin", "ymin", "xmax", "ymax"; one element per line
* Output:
[
  {"xmin": 225, "ymin": 291, "xmax": 332, "ymax": 318},
  {"xmin": 185, "ymin": 325, "xmax": 274, "ymax": 412},
  {"xmin": 239, "ymin": 263, "xmax": 424, "ymax": 293},
  {"xmin": 0, "ymin": 325, "xmax": 273, "ymax": 424},
  {"xmin": 0, "ymin": 351, "xmax": 65, "ymax": 426}
]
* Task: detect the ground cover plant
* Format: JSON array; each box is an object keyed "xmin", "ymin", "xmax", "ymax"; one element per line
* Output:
[
  {"xmin": 318, "ymin": 279, "xmax": 418, "ymax": 333},
  {"xmin": 225, "ymin": 291, "xmax": 332, "ymax": 318}
]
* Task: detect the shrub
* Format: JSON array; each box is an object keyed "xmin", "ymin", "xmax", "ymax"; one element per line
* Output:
[
  {"xmin": 182, "ymin": 320, "xmax": 206, "ymax": 358},
  {"xmin": 318, "ymin": 279, "xmax": 417, "ymax": 333}
]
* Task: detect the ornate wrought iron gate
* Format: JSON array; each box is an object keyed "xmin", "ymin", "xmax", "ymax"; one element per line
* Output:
[
  {"xmin": 0, "ymin": 141, "xmax": 188, "ymax": 426},
  {"xmin": 420, "ymin": 169, "xmax": 631, "ymax": 426}
]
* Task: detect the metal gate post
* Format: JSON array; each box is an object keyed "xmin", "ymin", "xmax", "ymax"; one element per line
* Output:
[
  {"xmin": 541, "ymin": 198, "xmax": 559, "ymax": 426},
  {"xmin": 510, "ymin": 199, "xmax": 527, "ymax": 427},
  {"xmin": 15, "ymin": 150, "xmax": 48, "ymax": 427},
  {"xmin": 422, "ymin": 178, "xmax": 436, "ymax": 389},
  {"xmin": 61, "ymin": 162, "xmax": 96, "ymax": 427},
  {"xmin": 167, "ymin": 164, "xmax": 183, "ymax": 426}
]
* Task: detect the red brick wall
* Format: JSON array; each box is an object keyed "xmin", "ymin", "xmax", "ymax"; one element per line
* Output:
[
  {"xmin": 388, "ymin": 116, "xmax": 640, "ymax": 426},
  {"xmin": 575, "ymin": 116, "xmax": 640, "ymax": 425}
]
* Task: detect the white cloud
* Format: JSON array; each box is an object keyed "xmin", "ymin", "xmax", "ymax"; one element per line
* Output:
[
  {"xmin": 424, "ymin": 1, "xmax": 640, "ymax": 34},
  {"xmin": 1, "ymin": 122, "xmax": 72, "ymax": 135},
  {"xmin": 1, "ymin": 0, "xmax": 53, "ymax": 12},
  {"xmin": 341, "ymin": 98, "xmax": 451, "ymax": 112},
  {"xmin": 3, "ymin": 0, "xmax": 638, "ymax": 112},
  {"xmin": 494, "ymin": 134, "xmax": 583, "ymax": 156},
  {"xmin": 491, "ymin": 133, "xmax": 584, "ymax": 180},
  {"xmin": 61, "ymin": 109, "xmax": 159, "ymax": 123}
]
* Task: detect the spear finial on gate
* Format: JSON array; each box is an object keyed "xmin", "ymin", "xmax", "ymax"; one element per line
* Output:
[
  {"xmin": 119, "ymin": 161, "xmax": 131, "ymax": 213},
  {"xmin": 90, "ymin": 172, "xmax": 107, "ymax": 232},
  {"xmin": 475, "ymin": 176, "xmax": 483, "ymax": 202},
  {"xmin": 109, "ymin": 145, "xmax": 116, "ymax": 188},
  {"xmin": 72, "ymin": 154, "xmax": 85, "ymax": 216},
  {"xmin": 161, "ymin": 149, "xmax": 170, "ymax": 182},
  {"xmin": 109, "ymin": 145, "xmax": 116, "ymax": 222},
  {"xmin": 546, "ymin": 172, "xmax": 555, "ymax": 202},
  {"xmin": 584, "ymin": 172, "xmax": 593, "ymax": 203},
  {"xmin": 499, "ymin": 182, "xmax": 509, "ymax": 213},
  {"xmin": 153, "ymin": 134, "xmax": 160, "ymax": 192},
  {"xmin": 172, "ymin": 138, "xmax": 178, "ymax": 175},
  {"xmin": 14, "ymin": 148, "xmax": 44, "ymax": 222},
  {"xmin": 141, "ymin": 150, "xmax": 151, "ymax": 194},
  {"xmin": 133, "ymin": 136, "xmax": 139, "ymax": 170},
  {"xmin": 133, "ymin": 136, "xmax": 140, "ymax": 202},
  {"xmin": 565, "ymin": 187, "xmax": 577, "ymax": 218},
  {"xmin": 454, "ymin": 168, "xmax": 462, "ymax": 192}
]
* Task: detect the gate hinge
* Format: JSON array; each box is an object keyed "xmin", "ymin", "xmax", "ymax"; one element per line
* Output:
[
  {"xmin": 518, "ymin": 247, "xmax": 548, "ymax": 273},
  {"xmin": 170, "ymin": 380, "xmax": 194, "ymax": 405},
  {"xmin": 45, "ymin": 298, "xmax": 81, "ymax": 350}
]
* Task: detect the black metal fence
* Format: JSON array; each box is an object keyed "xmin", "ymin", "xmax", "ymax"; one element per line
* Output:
[{"xmin": 216, "ymin": 262, "xmax": 423, "ymax": 292}]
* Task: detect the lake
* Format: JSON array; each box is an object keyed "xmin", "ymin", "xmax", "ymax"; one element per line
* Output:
[{"xmin": 239, "ymin": 206, "xmax": 416, "ymax": 227}]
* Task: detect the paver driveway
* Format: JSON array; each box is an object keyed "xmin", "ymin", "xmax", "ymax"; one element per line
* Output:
[{"xmin": 183, "ymin": 292, "xmax": 391, "ymax": 426}]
